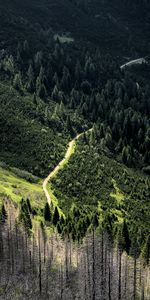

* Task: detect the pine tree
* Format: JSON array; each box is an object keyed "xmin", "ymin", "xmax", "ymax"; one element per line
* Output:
[
  {"xmin": 16, "ymin": 42, "xmax": 22, "ymax": 63},
  {"xmin": 75, "ymin": 60, "xmax": 82, "ymax": 82},
  {"xmin": 81, "ymin": 80, "xmax": 91, "ymax": 94},
  {"xmin": 122, "ymin": 220, "xmax": 131, "ymax": 254},
  {"xmin": 27, "ymin": 199, "xmax": 32, "ymax": 214},
  {"xmin": 38, "ymin": 83, "xmax": 47, "ymax": 99},
  {"xmin": 52, "ymin": 84, "xmax": 59, "ymax": 101},
  {"xmin": 20, "ymin": 199, "xmax": 32, "ymax": 234},
  {"xmin": 44, "ymin": 203, "xmax": 51, "ymax": 222},
  {"xmin": 26, "ymin": 79, "xmax": 35, "ymax": 93},
  {"xmin": 142, "ymin": 235, "xmax": 150, "ymax": 265},
  {"xmin": 61, "ymin": 66, "xmax": 70, "ymax": 92},
  {"xmin": 66, "ymin": 115, "xmax": 75, "ymax": 137},
  {"xmin": 27, "ymin": 64, "xmax": 34, "ymax": 80},
  {"xmin": 34, "ymin": 51, "xmax": 43, "ymax": 72},
  {"xmin": 53, "ymin": 207, "xmax": 60, "ymax": 226},
  {"xmin": 52, "ymin": 72, "xmax": 59, "ymax": 87},
  {"xmin": 13, "ymin": 72, "xmax": 23, "ymax": 92},
  {"xmin": 36, "ymin": 76, "xmax": 47, "ymax": 98},
  {"xmin": 0, "ymin": 203, "xmax": 7, "ymax": 222},
  {"xmin": 122, "ymin": 146, "xmax": 132, "ymax": 166},
  {"xmin": 3, "ymin": 55, "xmax": 15, "ymax": 76},
  {"xmin": 105, "ymin": 132, "xmax": 113, "ymax": 150},
  {"xmin": 27, "ymin": 64, "xmax": 35, "ymax": 92},
  {"xmin": 92, "ymin": 213, "xmax": 99, "ymax": 229},
  {"xmin": 39, "ymin": 66, "xmax": 45, "ymax": 83},
  {"xmin": 23, "ymin": 40, "xmax": 29, "ymax": 56}
]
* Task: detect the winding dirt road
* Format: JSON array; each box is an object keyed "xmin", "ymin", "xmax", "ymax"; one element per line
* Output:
[{"xmin": 43, "ymin": 130, "xmax": 91, "ymax": 205}]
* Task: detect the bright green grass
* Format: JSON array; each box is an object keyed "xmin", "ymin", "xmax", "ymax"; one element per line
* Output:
[
  {"xmin": 0, "ymin": 166, "xmax": 46, "ymax": 210},
  {"xmin": 46, "ymin": 138, "xmax": 77, "ymax": 217}
]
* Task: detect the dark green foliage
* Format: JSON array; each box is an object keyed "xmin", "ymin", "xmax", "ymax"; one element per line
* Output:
[
  {"xmin": 27, "ymin": 198, "xmax": 32, "ymax": 214},
  {"xmin": 122, "ymin": 146, "xmax": 132, "ymax": 167},
  {"xmin": 0, "ymin": 0, "xmax": 149, "ymax": 260},
  {"xmin": 92, "ymin": 213, "xmax": 99, "ymax": 229},
  {"xmin": 53, "ymin": 206, "xmax": 60, "ymax": 226},
  {"xmin": 19, "ymin": 199, "xmax": 32, "ymax": 234},
  {"xmin": 0, "ymin": 82, "xmax": 86, "ymax": 176},
  {"xmin": 0, "ymin": 203, "xmax": 7, "ymax": 223},
  {"xmin": 1, "ymin": 32, "xmax": 150, "ymax": 170},
  {"xmin": 13, "ymin": 72, "xmax": 23, "ymax": 92},
  {"xmin": 52, "ymin": 139, "xmax": 150, "ymax": 250},
  {"xmin": 1, "ymin": 0, "xmax": 150, "ymax": 59},
  {"xmin": 44, "ymin": 203, "xmax": 51, "ymax": 222},
  {"xmin": 122, "ymin": 220, "xmax": 131, "ymax": 254},
  {"xmin": 142, "ymin": 235, "xmax": 150, "ymax": 265},
  {"xmin": 57, "ymin": 222, "xmax": 62, "ymax": 234}
]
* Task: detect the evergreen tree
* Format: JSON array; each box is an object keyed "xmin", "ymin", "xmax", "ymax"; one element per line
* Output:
[
  {"xmin": 0, "ymin": 203, "xmax": 7, "ymax": 222},
  {"xmin": 13, "ymin": 72, "xmax": 23, "ymax": 92},
  {"xmin": 81, "ymin": 80, "xmax": 91, "ymax": 94},
  {"xmin": 92, "ymin": 213, "xmax": 99, "ymax": 229},
  {"xmin": 39, "ymin": 66, "xmax": 45, "ymax": 83},
  {"xmin": 34, "ymin": 51, "xmax": 43, "ymax": 72},
  {"xmin": 52, "ymin": 72, "xmax": 59, "ymax": 87},
  {"xmin": 105, "ymin": 132, "xmax": 113, "ymax": 150},
  {"xmin": 16, "ymin": 42, "xmax": 22, "ymax": 63},
  {"xmin": 122, "ymin": 146, "xmax": 132, "ymax": 166},
  {"xmin": 27, "ymin": 199, "xmax": 32, "ymax": 214},
  {"xmin": 20, "ymin": 199, "xmax": 32, "ymax": 234},
  {"xmin": 44, "ymin": 203, "xmax": 51, "ymax": 222},
  {"xmin": 75, "ymin": 60, "xmax": 82, "ymax": 82},
  {"xmin": 23, "ymin": 40, "xmax": 29, "ymax": 56},
  {"xmin": 122, "ymin": 220, "xmax": 131, "ymax": 254},
  {"xmin": 3, "ymin": 55, "xmax": 15, "ymax": 76},
  {"xmin": 142, "ymin": 235, "xmax": 150, "ymax": 265},
  {"xmin": 27, "ymin": 64, "xmax": 34, "ymax": 80},
  {"xmin": 26, "ymin": 78, "xmax": 35, "ymax": 93},
  {"xmin": 36, "ymin": 76, "xmax": 47, "ymax": 98},
  {"xmin": 52, "ymin": 84, "xmax": 59, "ymax": 101},
  {"xmin": 27, "ymin": 64, "xmax": 35, "ymax": 92},
  {"xmin": 53, "ymin": 206, "xmax": 60, "ymax": 226},
  {"xmin": 61, "ymin": 66, "xmax": 70, "ymax": 92}
]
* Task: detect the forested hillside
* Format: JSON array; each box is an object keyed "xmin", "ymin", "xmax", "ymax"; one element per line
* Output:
[
  {"xmin": 1, "ymin": 0, "xmax": 150, "ymax": 57},
  {"xmin": 0, "ymin": 0, "xmax": 150, "ymax": 299}
]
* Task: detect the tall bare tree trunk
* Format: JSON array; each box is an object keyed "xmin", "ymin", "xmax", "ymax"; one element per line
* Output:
[
  {"xmin": 118, "ymin": 248, "xmax": 122, "ymax": 300},
  {"xmin": 92, "ymin": 229, "xmax": 95, "ymax": 300},
  {"xmin": 133, "ymin": 256, "xmax": 137, "ymax": 300},
  {"xmin": 38, "ymin": 230, "xmax": 42, "ymax": 295},
  {"xmin": 65, "ymin": 235, "xmax": 69, "ymax": 282},
  {"xmin": 101, "ymin": 231, "xmax": 104, "ymax": 300},
  {"xmin": 108, "ymin": 250, "xmax": 112, "ymax": 300},
  {"xmin": 86, "ymin": 238, "xmax": 91, "ymax": 299}
]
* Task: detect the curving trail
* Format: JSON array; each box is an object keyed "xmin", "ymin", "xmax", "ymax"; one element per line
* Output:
[
  {"xmin": 43, "ymin": 129, "xmax": 92, "ymax": 205},
  {"xmin": 43, "ymin": 58, "xmax": 148, "ymax": 205}
]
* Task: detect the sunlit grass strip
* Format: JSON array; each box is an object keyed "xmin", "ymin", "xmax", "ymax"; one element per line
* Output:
[
  {"xmin": 0, "ymin": 167, "xmax": 46, "ymax": 209},
  {"xmin": 110, "ymin": 178, "xmax": 124, "ymax": 204}
]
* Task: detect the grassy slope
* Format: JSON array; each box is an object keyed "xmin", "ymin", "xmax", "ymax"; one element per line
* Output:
[
  {"xmin": 0, "ymin": 165, "xmax": 46, "ymax": 212},
  {"xmin": 0, "ymin": 81, "xmax": 72, "ymax": 177}
]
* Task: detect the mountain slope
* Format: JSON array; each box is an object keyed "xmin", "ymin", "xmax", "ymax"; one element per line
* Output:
[
  {"xmin": 51, "ymin": 131, "xmax": 150, "ymax": 250},
  {"xmin": 0, "ymin": 81, "xmax": 87, "ymax": 177}
]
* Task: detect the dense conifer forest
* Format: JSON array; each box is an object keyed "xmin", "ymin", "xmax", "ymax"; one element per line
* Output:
[{"xmin": 0, "ymin": 0, "xmax": 150, "ymax": 299}]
